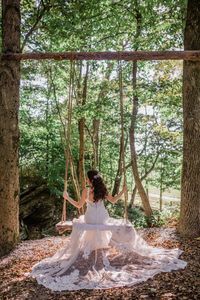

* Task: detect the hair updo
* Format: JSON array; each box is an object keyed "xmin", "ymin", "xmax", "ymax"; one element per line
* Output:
[{"xmin": 87, "ymin": 170, "xmax": 108, "ymax": 202}]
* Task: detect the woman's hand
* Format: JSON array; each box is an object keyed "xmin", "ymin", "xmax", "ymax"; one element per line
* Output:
[
  {"xmin": 62, "ymin": 188, "xmax": 87, "ymax": 209},
  {"xmin": 106, "ymin": 184, "xmax": 128, "ymax": 204},
  {"xmin": 63, "ymin": 191, "xmax": 69, "ymax": 200}
]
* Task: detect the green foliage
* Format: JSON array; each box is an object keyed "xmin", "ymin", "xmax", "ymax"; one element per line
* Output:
[
  {"xmin": 128, "ymin": 207, "xmax": 148, "ymax": 228},
  {"xmin": 105, "ymin": 200, "xmax": 125, "ymax": 219},
  {"xmin": 19, "ymin": 0, "xmax": 186, "ymax": 227},
  {"xmin": 146, "ymin": 206, "xmax": 180, "ymax": 228}
]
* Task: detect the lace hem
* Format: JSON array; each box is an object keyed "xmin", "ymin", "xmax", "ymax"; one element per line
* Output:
[{"xmin": 30, "ymin": 219, "xmax": 187, "ymax": 291}]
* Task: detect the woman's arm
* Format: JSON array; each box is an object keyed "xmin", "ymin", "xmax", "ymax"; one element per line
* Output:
[
  {"xmin": 106, "ymin": 185, "xmax": 127, "ymax": 204},
  {"xmin": 63, "ymin": 188, "xmax": 87, "ymax": 209}
]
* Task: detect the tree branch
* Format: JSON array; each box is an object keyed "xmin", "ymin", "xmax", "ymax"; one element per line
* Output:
[{"xmin": 21, "ymin": 1, "xmax": 53, "ymax": 52}]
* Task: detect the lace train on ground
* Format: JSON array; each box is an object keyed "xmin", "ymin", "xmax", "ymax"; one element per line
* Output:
[{"xmin": 30, "ymin": 216, "xmax": 187, "ymax": 291}]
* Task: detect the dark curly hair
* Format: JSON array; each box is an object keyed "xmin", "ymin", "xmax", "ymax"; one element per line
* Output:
[{"xmin": 87, "ymin": 170, "xmax": 108, "ymax": 202}]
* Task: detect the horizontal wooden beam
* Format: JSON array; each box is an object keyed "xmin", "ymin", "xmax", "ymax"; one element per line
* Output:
[{"xmin": 1, "ymin": 51, "xmax": 200, "ymax": 61}]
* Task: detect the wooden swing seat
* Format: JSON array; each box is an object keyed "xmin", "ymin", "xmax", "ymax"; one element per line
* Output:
[
  {"xmin": 56, "ymin": 220, "xmax": 73, "ymax": 234},
  {"xmin": 56, "ymin": 218, "xmax": 132, "ymax": 235}
]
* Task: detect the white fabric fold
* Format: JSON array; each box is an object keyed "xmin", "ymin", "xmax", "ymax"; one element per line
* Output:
[{"xmin": 30, "ymin": 195, "xmax": 187, "ymax": 291}]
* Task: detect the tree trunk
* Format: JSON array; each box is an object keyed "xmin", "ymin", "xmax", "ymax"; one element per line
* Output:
[
  {"xmin": 98, "ymin": 128, "xmax": 103, "ymax": 172},
  {"xmin": 78, "ymin": 62, "xmax": 89, "ymax": 190},
  {"xmin": 45, "ymin": 91, "xmax": 50, "ymax": 178},
  {"xmin": 159, "ymin": 158, "xmax": 163, "ymax": 212},
  {"xmin": 130, "ymin": 185, "xmax": 137, "ymax": 207},
  {"xmin": 92, "ymin": 62, "xmax": 114, "ymax": 169},
  {"xmin": 78, "ymin": 117, "xmax": 86, "ymax": 190},
  {"xmin": 129, "ymin": 151, "xmax": 159, "ymax": 208},
  {"xmin": 129, "ymin": 132, "xmax": 152, "ymax": 217},
  {"xmin": 128, "ymin": 1, "xmax": 152, "ymax": 218},
  {"xmin": 0, "ymin": 0, "xmax": 21, "ymax": 256},
  {"xmin": 179, "ymin": 0, "xmax": 200, "ymax": 237},
  {"xmin": 92, "ymin": 118, "xmax": 100, "ymax": 169},
  {"xmin": 112, "ymin": 135, "xmax": 123, "ymax": 196},
  {"xmin": 129, "ymin": 60, "xmax": 152, "ymax": 217}
]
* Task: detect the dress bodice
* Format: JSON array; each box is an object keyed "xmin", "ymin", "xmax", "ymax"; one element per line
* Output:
[
  {"xmin": 84, "ymin": 188, "xmax": 109, "ymax": 224},
  {"xmin": 85, "ymin": 188, "xmax": 105, "ymax": 206}
]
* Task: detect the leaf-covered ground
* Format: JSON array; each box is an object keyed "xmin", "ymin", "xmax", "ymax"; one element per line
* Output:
[{"xmin": 0, "ymin": 227, "xmax": 199, "ymax": 300}]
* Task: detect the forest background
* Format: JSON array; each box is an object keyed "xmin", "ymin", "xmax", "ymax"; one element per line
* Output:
[{"xmin": 12, "ymin": 0, "xmax": 186, "ymax": 238}]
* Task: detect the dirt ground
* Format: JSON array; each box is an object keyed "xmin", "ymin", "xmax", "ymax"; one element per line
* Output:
[{"xmin": 0, "ymin": 226, "xmax": 199, "ymax": 300}]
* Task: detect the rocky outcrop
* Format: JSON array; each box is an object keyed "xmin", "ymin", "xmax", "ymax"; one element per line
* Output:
[{"xmin": 19, "ymin": 185, "xmax": 62, "ymax": 240}]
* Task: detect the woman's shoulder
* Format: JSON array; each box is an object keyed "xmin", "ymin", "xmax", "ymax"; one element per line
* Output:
[
  {"xmin": 82, "ymin": 187, "xmax": 88, "ymax": 192},
  {"xmin": 82, "ymin": 187, "xmax": 90, "ymax": 194},
  {"xmin": 81, "ymin": 188, "xmax": 89, "ymax": 201}
]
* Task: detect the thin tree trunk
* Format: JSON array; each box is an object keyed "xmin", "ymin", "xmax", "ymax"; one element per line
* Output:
[
  {"xmin": 159, "ymin": 185, "xmax": 163, "ymax": 212},
  {"xmin": 92, "ymin": 62, "xmax": 114, "ymax": 169},
  {"xmin": 159, "ymin": 158, "xmax": 163, "ymax": 212},
  {"xmin": 0, "ymin": 0, "xmax": 21, "ymax": 256},
  {"xmin": 49, "ymin": 66, "xmax": 81, "ymax": 203},
  {"xmin": 78, "ymin": 118, "xmax": 85, "ymax": 189},
  {"xmin": 112, "ymin": 134, "xmax": 128, "ymax": 196},
  {"xmin": 112, "ymin": 135, "xmax": 123, "ymax": 196},
  {"xmin": 78, "ymin": 62, "xmax": 89, "ymax": 190},
  {"xmin": 98, "ymin": 128, "xmax": 103, "ymax": 172},
  {"xmin": 92, "ymin": 118, "xmax": 100, "ymax": 169},
  {"xmin": 144, "ymin": 104, "xmax": 148, "ymax": 195},
  {"xmin": 129, "ymin": 2, "xmax": 152, "ymax": 218},
  {"xmin": 129, "ymin": 121, "xmax": 152, "ymax": 216},
  {"xmin": 45, "ymin": 91, "xmax": 50, "ymax": 178},
  {"xmin": 179, "ymin": 0, "xmax": 200, "ymax": 237},
  {"xmin": 130, "ymin": 186, "xmax": 137, "ymax": 206},
  {"xmin": 129, "ymin": 60, "xmax": 152, "ymax": 217},
  {"xmin": 129, "ymin": 151, "xmax": 160, "ymax": 208}
]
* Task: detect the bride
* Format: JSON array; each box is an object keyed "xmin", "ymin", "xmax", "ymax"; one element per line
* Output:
[{"xmin": 30, "ymin": 170, "xmax": 187, "ymax": 291}]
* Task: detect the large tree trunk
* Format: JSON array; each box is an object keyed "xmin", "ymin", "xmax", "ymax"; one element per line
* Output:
[
  {"xmin": 179, "ymin": 0, "xmax": 200, "ymax": 237},
  {"xmin": 0, "ymin": 0, "xmax": 21, "ymax": 256}
]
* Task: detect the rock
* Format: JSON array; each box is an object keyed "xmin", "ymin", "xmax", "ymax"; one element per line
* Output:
[{"xmin": 19, "ymin": 185, "xmax": 62, "ymax": 239}]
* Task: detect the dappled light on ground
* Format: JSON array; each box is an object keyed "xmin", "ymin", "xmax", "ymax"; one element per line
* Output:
[{"xmin": 0, "ymin": 228, "xmax": 199, "ymax": 299}]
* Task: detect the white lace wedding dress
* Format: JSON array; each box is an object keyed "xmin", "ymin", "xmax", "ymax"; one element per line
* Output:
[{"xmin": 30, "ymin": 190, "xmax": 187, "ymax": 291}]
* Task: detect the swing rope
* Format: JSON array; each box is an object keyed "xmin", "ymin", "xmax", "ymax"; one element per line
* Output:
[
  {"xmin": 119, "ymin": 61, "xmax": 128, "ymax": 222},
  {"xmin": 61, "ymin": 60, "xmax": 74, "ymax": 223},
  {"xmin": 58, "ymin": 60, "xmax": 129, "ymax": 232}
]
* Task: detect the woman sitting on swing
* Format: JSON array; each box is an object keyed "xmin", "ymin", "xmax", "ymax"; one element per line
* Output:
[
  {"xmin": 63, "ymin": 169, "xmax": 127, "ymax": 224},
  {"xmin": 30, "ymin": 169, "xmax": 187, "ymax": 291}
]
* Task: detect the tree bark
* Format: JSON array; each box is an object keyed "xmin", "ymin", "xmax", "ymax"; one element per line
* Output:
[
  {"xmin": 0, "ymin": 0, "xmax": 21, "ymax": 256},
  {"xmin": 129, "ymin": 1, "xmax": 152, "ymax": 218},
  {"xmin": 129, "ymin": 151, "xmax": 159, "ymax": 208},
  {"xmin": 92, "ymin": 62, "xmax": 114, "ymax": 169},
  {"xmin": 159, "ymin": 158, "xmax": 163, "ymax": 212},
  {"xmin": 129, "ymin": 119, "xmax": 152, "ymax": 216},
  {"xmin": 112, "ymin": 136, "xmax": 123, "ymax": 196},
  {"xmin": 78, "ymin": 62, "xmax": 89, "ymax": 190},
  {"xmin": 92, "ymin": 118, "xmax": 100, "ymax": 169},
  {"xmin": 112, "ymin": 135, "xmax": 128, "ymax": 196},
  {"xmin": 2, "ymin": 50, "xmax": 200, "ymax": 62},
  {"xmin": 179, "ymin": 0, "xmax": 200, "ymax": 237},
  {"xmin": 45, "ymin": 89, "xmax": 50, "ymax": 178}
]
